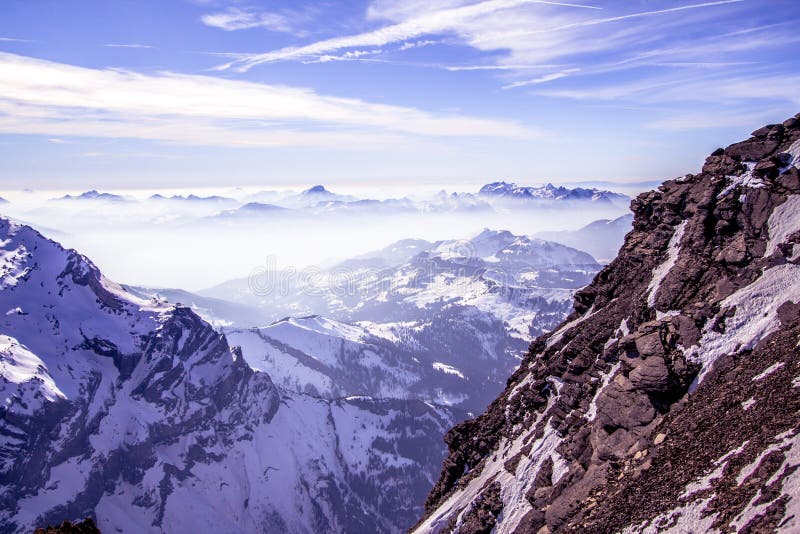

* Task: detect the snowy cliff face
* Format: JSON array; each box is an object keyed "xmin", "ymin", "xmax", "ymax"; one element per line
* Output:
[
  {"xmin": 415, "ymin": 115, "xmax": 800, "ymax": 533},
  {"xmin": 0, "ymin": 220, "xmax": 457, "ymax": 533}
]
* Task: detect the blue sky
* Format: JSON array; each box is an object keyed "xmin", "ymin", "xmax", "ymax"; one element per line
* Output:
[{"xmin": 0, "ymin": 0, "xmax": 798, "ymax": 190}]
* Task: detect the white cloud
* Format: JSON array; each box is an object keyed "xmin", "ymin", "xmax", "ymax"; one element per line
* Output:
[
  {"xmin": 214, "ymin": 0, "xmax": 755, "ymax": 76},
  {"xmin": 210, "ymin": 0, "xmax": 784, "ymax": 122},
  {"xmin": 201, "ymin": 7, "xmax": 295, "ymax": 33},
  {"xmin": 399, "ymin": 39, "xmax": 439, "ymax": 51},
  {"xmin": 442, "ymin": 63, "xmax": 563, "ymax": 71},
  {"xmin": 304, "ymin": 49, "xmax": 385, "ymax": 64},
  {"xmin": 535, "ymin": 72, "xmax": 800, "ymax": 106},
  {"xmin": 103, "ymin": 43, "xmax": 154, "ymax": 49},
  {"xmin": 477, "ymin": 0, "xmax": 745, "ymax": 44},
  {"xmin": 501, "ymin": 69, "xmax": 577, "ymax": 89},
  {"xmin": 215, "ymin": 0, "xmax": 600, "ymax": 71},
  {"xmin": 0, "ymin": 37, "xmax": 32, "ymax": 43},
  {"xmin": 646, "ymin": 108, "xmax": 795, "ymax": 130},
  {"xmin": 0, "ymin": 52, "xmax": 535, "ymax": 148}
]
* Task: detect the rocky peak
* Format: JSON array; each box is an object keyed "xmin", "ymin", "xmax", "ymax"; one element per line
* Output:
[
  {"xmin": 415, "ymin": 114, "xmax": 800, "ymax": 533},
  {"xmin": 55, "ymin": 190, "xmax": 127, "ymax": 202},
  {"xmin": 301, "ymin": 184, "xmax": 332, "ymax": 196}
]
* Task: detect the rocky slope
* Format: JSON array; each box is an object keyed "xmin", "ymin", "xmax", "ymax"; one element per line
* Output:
[
  {"xmin": 0, "ymin": 219, "xmax": 457, "ymax": 534},
  {"xmin": 33, "ymin": 518, "xmax": 99, "ymax": 534},
  {"xmin": 415, "ymin": 115, "xmax": 800, "ymax": 533}
]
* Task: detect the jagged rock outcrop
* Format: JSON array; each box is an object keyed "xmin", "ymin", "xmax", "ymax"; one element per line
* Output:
[
  {"xmin": 415, "ymin": 115, "xmax": 800, "ymax": 533},
  {"xmin": 34, "ymin": 518, "xmax": 100, "ymax": 534}
]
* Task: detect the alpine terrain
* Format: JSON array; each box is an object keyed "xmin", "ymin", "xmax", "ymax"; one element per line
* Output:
[
  {"xmin": 415, "ymin": 116, "xmax": 800, "ymax": 533},
  {"xmin": 0, "ymin": 219, "xmax": 459, "ymax": 533},
  {"xmin": 205, "ymin": 229, "xmax": 602, "ymax": 412}
]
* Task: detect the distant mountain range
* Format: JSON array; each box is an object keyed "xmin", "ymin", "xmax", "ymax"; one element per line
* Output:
[
  {"xmin": 479, "ymin": 181, "xmax": 629, "ymax": 204},
  {"xmin": 40, "ymin": 181, "xmax": 629, "ymax": 220}
]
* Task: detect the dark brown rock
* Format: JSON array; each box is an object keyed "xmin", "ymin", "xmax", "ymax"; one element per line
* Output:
[
  {"xmin": 629, "ymin": 356, "xmax": 670, "ymax": 392},
  {"xmin": 34, "ymin": 518, "xmax": 100, "ymax": 534},
  {"xmin": 751, "ymin": 125, "xmax": 772, "ymax": 138},
  {"xmin": 726, "ymin": 139, "xmax": 780, "ymax": 161},
  {"xmin": 753, "ymin": 159, "xmax": 779, "ymax": 179}
]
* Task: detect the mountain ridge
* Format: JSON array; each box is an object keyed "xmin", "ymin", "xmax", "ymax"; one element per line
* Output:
[
  {"xmin": 479, "ymin": 181, "xmax": 629, "ymax": 204},
  {"xmin": 414, "ymin": 115, "xmax": 800, "ymax": 533}
]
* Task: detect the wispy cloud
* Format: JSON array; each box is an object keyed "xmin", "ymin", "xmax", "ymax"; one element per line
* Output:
[
  {"xmin": 103, "ymin": 43, "xmax": 155, "ymax": 49},
  {"xmin": 80, "ymin": 151, "xmax": 182, "ymax": 159},
  {"xmin": 501, "ymin": 69, "xmax": 578, "ymax": 89},
  {"xmin": 442, "ymin": 63, "xmax": 564, "ymax": 71},
  {"xmin": 303, "ymin": 49, "xmax": 385, "ymax": 64},
  {"xmin": 534, "ymin": 71, "xmax": 800, "ymax": 106},
  {"xmin": 0, "ymin": 52, "xmax": 536, "ymax": 148},
  {"xmin": 215, "ymin": 0, "xmax": 601, "ymax": 72},
  {"xmin": 201, "ymin": 7, "xmax": 297, "ymax": 34},
  {"xmin": 481, "ymin": 0, "xmax": 745, "ymax": 43},
  {"xmin": 0, "ymin": 37, "xmax": 32, "ymax": 43},
  {"xmin": 399, "ymin": 39, "xmax": 440, "ymax": 51},
  {"xmin": 213, "ymin": 0, "xmax": 780, "ymax": 115},
  {"xmin": 646, "ymin": 108, "xmax": 794, "ymax": 130}
]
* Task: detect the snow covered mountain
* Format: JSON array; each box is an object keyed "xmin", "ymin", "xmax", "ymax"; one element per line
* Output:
[
  {"xmin": 203, "ymin": 229, "xmax": 600, "ymax": 412},
  {"xmin": 479, "ymin": 181, "xmax": 629, "ymax": 204},
  {"xmin": 534, "ymin": 213, "xmax": 634, "ymax": 262},
  {"xmin": 205, "ymin": 228, "xmax": 598, "ymax": 326},
  {"xmin": 53, "ymin": 190, "xmax": 129, "ymax": 202},
  {"xmin": 415, "ymin": 116, "xmax": 800, "ymax": 533},
  {"xmin": 0, "ymin": 218, "xmax": 459, "ymax": 533}
]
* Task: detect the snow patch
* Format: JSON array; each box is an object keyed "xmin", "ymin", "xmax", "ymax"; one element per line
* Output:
[
  {"xmin": 620, "ymin": 318, "xmax": 630, "ymax": 336},
  {"xmin": 765, "ymin": 195, "xmax": 800, "ymax": 260},
  {"xmin": 646, "ymin": 221, "xmax": 688, "ymax": 308},
  {"xmin": 0, "ymin": 335, "xmax": 66, "ymax": 408},
  {"xmin": 585, "ymin": 362, "xmax": 620, "ymax": 422},
  {"xmin": 732, "ymin": 430, "xmax": 800, "ymax": 531},
  {"xmin": 786, "ymin": 138, "xmax": 800, "ymax": 168},
  {"xmin": 717, "ymin": 162, "xmax": 764, "ymax": 199},
  {"xmin": 432, "ymin": 362, "xmax": 466, "ymax": 379},
  {"xmin": 679, "ymin": 441, "xmax": 746, "ymax": 499},
  {"xmin": 545, "ymin": 305, "xmax": 596, "ymax": 349},
  {"xmin": 687, "ymin": 263, "xmax": 800, "ymax": 386},
  {"xmin": 752, "ymin": 362, "xmax": 785, "ymax": 382}
]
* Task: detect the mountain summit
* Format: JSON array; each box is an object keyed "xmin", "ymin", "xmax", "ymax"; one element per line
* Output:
[
  {"xmin": 415, "ymin": 115, "xmax": 800, "ymax": 533},
  {"xmin": 300, "ymin": 184, "xmax": 333, "ymax": 196}
]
